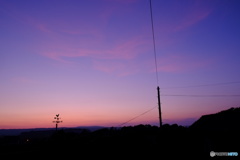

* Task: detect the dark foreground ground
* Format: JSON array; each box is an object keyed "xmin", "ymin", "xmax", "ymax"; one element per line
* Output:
[{"xmin": 0, "ymin": 124, "xmax": 239, "ymax": 159}]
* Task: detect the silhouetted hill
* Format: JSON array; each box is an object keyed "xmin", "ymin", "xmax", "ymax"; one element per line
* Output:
[
  {"xmin": 190, "ymin": 107, "xmax": 240, "ymax": 130},
  {"xmin": 0, "ymin": 128, "xmax": 54, "ymax": 136},
  {"xmin": 0, "ymin": 108, "xmax": 239, "ymax": 158},
  {"xmin": 0, "ymin": 126, "xmax": 104, "ymax": 136},
  {"xmin": 75, "ymin": 126, "xmax": 105, "ymax": 131}
]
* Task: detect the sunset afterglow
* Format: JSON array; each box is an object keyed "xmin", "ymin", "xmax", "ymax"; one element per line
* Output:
[{"xmin": 1, "ymin": 0, "xmax": 240, "ymax": 129}]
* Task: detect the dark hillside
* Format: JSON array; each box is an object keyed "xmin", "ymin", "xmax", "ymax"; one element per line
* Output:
[
  {"xmin": 0, "ymin": 108, "xmax": 239, "ymax": 159},
  {"xmin": 190, "ymin": 107, "xmax": 240, "ymax": 130}
]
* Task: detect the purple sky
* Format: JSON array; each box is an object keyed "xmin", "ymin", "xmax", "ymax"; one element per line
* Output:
[{"xmin": 1, "ymin": 0, "xmax": 240, "ymax": 129}]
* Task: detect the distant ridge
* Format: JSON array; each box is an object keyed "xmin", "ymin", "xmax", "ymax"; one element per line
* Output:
[
  {"xmin": 1, "ymin": 110, "xmax": 239, "ymax": 157},
  {"xmin": 75, "ymin": 126, "xmax": 105, "ymax": 131},
  {"xmin": 2, "ymin": 107, "xmax": 240, "ymax": 136},
  {"xmin": 0, "ymin": 128, "xmax": 53, "ymax": 136},
  {"xmin": 190, "ymin": 107, "xmax": 240, "ymax": 130},
  {"xmin": 0, "ymin": 126, "xmax": 105, "ymax": 136}
]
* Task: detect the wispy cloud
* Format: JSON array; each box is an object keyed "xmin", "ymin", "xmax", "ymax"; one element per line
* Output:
[
  {"xmin": 93, "ymin": 59, "xmax": 139, "ymax": 76},
  {"xmin": 173, "ymin": 8, "xmax": 212, "ymax": 32},
  {"xmin": 33, "ymin": 22, "xmax": 52, "ymax": 33},
  {"xmin": 156, "ymin": 1, "xmax": 213, "ymax": 33},
  {"xmin": 12, "ymin": 77, "xmax": 37, "ymax": 84},
  {"xmin": 41, "ymin": 36, "xmax": 149, "ymax": 61},
  {"xmin": 147, "ymin": 53, "xmax": 214, "ymax": 73},
  {"xmin": 2, "ymin": 0, "xmax": 214, "ymax": 76},
  {"xmin": 40, "ymin": 36, "xmax": 149, "ymax": 76}
]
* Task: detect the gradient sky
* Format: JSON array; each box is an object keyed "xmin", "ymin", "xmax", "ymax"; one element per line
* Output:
[{"xmin": 1, "ymin": 0, "xmax": 240, "ymax": 129}]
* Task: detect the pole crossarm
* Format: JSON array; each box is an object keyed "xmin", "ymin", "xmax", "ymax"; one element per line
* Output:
[{"xmin": 53, "ymin": 114, "xmax": 63, "ymax": 130}]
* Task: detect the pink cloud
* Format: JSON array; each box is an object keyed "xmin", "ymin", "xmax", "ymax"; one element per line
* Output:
[
  {"xmin": 103, "ymin": 37, "xmax": 148, "ymax": 59},
  {"xmin": 34, "ymin": 23, "xmax": 52, "ymax": 33},
  {"xmin": 12, "ymin": 77, "xmax": 37, "ymax": 84},
  {"xmin": 3, "ymin": 5, "xmax": 53, "ymax": 34},
  {"xmin": 60, "ymin": 26, "xmax": 104, "ymax": 41},
  {"xmin": 93, "ymin": 60, "xmax": 124, "ymax": 74},
  {"xmin": 41, "ymin": 36, "xmax": 149, "ymax": 62},
  {"xmin": 174, "ymin": 9, "xmax": 212, "ymax": 32},
  {"xmin": 39, "ymin": 36, "xmax": 150, "ymax": 76},
  {"xmin": 93, "ymin": 60, "xmax": 139, "ymax": 76},
  {"xmin": 60, "ymin": 30, "xmax": 81, "ymax": 35},
  {"xmin": 157, "ymin": 55, "xmax": 185, "ymax": 72},
  {"xmin": 148, "ymin": 54, "xmax": 213, "ymax": 73},
  {"xmin": 155, "ymin": 1, "xmax": 213, "ymax": 34}
]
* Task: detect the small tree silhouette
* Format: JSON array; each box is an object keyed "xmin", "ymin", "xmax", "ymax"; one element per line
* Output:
[{"xmin": 53, "ymin": 114, "xmax": 63, "ymax": 131}]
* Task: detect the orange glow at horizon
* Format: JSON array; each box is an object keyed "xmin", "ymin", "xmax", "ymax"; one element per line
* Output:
[{"xmin": 1, "ymin": 0, "xmax": 240, "ymax": 129}]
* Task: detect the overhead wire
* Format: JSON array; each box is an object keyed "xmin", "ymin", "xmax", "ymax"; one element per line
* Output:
[
  {"xmin": 117, "ymin": 106, "xmax": 157, "ymax": 127},
  {"xmin": 162, "ymin": 81, "xmax": 240, "ymax": 89},
  {"xmin": 161, "ymin": 81, "xmax": 240, "ymax": 97},
  {"xmin": 117, "ymin": 1, "xmax": 240, "ymax": 127},
  {"xmin": 162, "ymin": 94, "xmax": 240, "ymax": 97},
  {"xmin": 149, "ymin": 0, "xmax": 159, "ymax": 86},
  {"xmin": 117, "ymin": 0, "xmax": 160, "ymax": 128}
]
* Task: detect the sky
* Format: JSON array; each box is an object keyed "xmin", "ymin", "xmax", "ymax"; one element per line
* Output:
[{"xmin": 1, "ymin": 0, "xmax": 240, "ymax": 129}]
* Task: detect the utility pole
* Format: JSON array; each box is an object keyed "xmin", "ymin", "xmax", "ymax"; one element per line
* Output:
[
  {"xmin": 53, "ymin": 114, "xmax": 63, "ymax": 131},
  {"xmin": 149, "ymin": 0, "xmax": 162, "ymax": 127},
  {"xmin": 157, "ymin": 86, "xmax": 162, "ymax": 127}
]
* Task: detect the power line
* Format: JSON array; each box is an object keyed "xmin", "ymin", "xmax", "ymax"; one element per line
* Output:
[
  {"xmin": 117, "ymin": 0, "xmax": 161, "ymax": 128},
  {"xmin": 149, "ymin": 0, "xmax": 162, "ymax": 127},
  {"xmin": 162, "ymin": 94, "xmax": 240, "ymax": 97},
  {"xmin": 162, "ymin": 81, "xmax": 240, "ymax": 89},
  {"xmin": 117, "ymin": 106, "xmax": 157, "ymax": 127},
  {"xmin": 149, "ymin": 0, "xmax": 159, "ymax": 85}
]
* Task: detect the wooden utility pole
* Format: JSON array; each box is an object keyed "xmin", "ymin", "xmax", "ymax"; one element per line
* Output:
[{"xmin": 157, "ymin": 86, "xmax": 162, "ymax": 127}]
